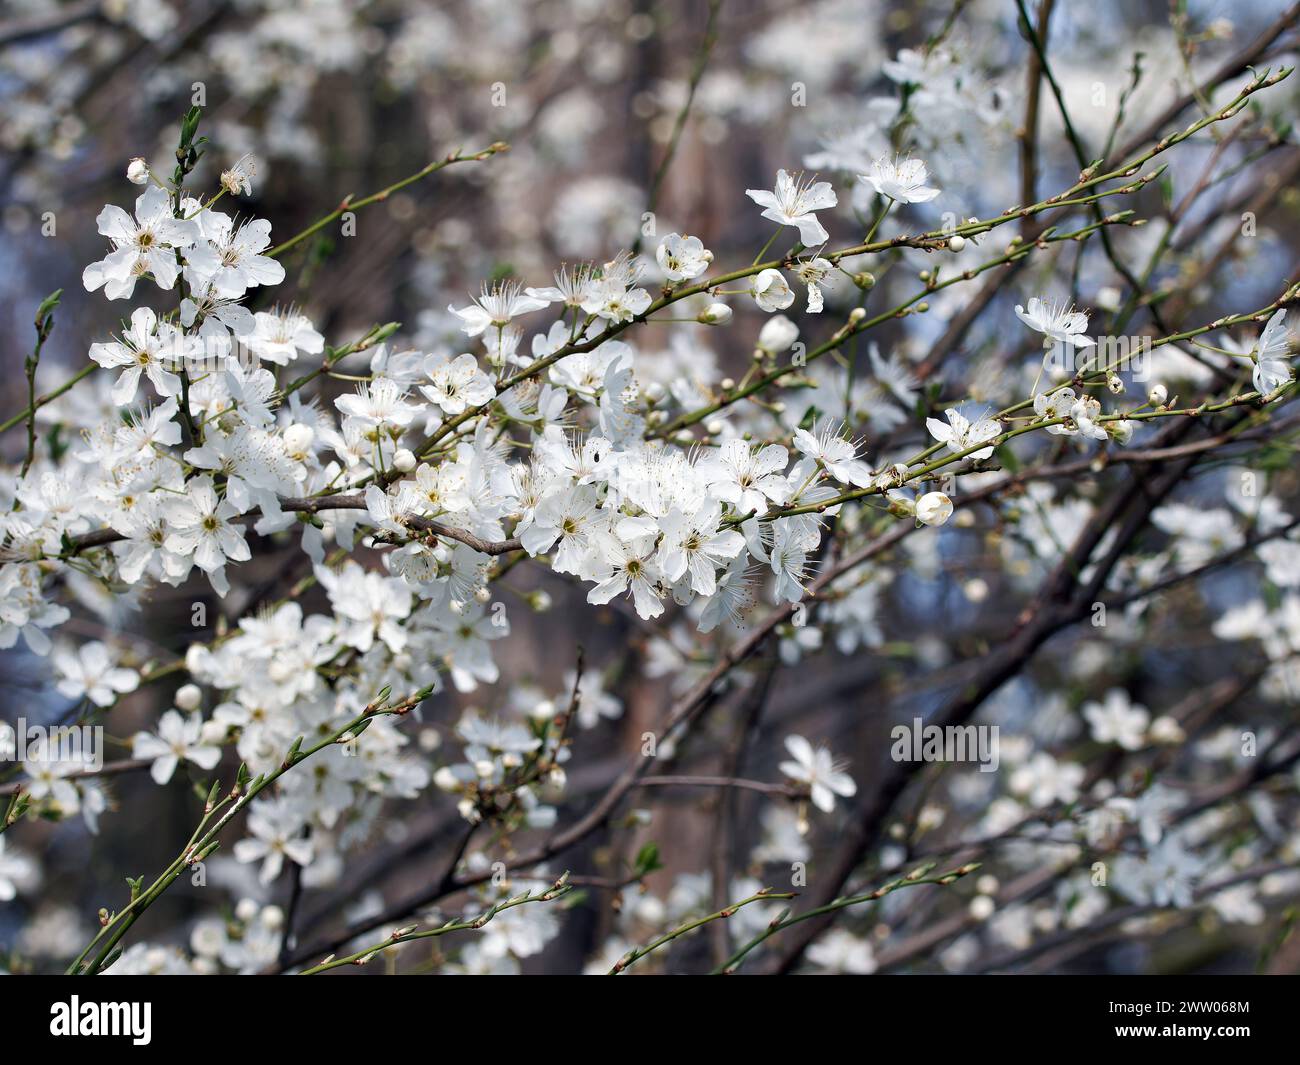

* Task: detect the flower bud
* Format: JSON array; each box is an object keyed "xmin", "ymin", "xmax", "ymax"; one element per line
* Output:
[
  {"xmin": 127, "ymin": 158, "xmax": 149, "ymax": 185},
  {"xmin": 757, "ymin": 314, "xmax": 799, "ymax": 353},
  {"xmin": 175, "ymin": 683, "xmax": 202, "ymax": 711},
  {"xmin": 283, "ymin": 423, "xmax": 314, "ymax": 455},
  {"xmin": 948, "ymin": 235, "xmax": 966, "ymax": 252},
  {"xmin": 1106, "ymin": 371, "xmax": 1124, "ymax": 394},
  {"xmin": 698, "ymin": 303, "xmax": 732, "ymax": 325},
  {"xmin": 392, "ymin": 448, "xmax": 416, "ymax": 472},
  {"xmin": 916, "ymin": 491, "xmax": 954, "ymax": 526},
  {"xmin": 1147, "ymin": 383, "xmax": 1168, "ymax": 406}
]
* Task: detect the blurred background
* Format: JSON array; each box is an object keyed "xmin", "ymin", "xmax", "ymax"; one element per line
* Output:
[{"xmin": 2, "ymin": 0, "xmax": 1299, "ymax": 974}]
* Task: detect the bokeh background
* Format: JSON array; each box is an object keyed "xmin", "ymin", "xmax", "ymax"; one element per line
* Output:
[{"xmin": 2, "ymin": 0, "xmax": 1299, "ymax": 974}]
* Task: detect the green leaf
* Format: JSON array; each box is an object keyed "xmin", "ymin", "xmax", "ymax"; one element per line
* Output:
[{"xmin": 632, "ymin": 841, "xmax": 663, "ymax": 877}]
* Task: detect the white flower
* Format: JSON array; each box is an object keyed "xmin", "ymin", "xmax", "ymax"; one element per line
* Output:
[
  {"xmin": 656, "ymin": 503, "xmax": 745, "ymax": 597},
  {"xmin": 1208, "ymin": 883, "xmax": 1265, "ymax": 925},
  {"xmin": 220, "ymin": 154, "xmax": 257, "ymax": 197},
  {"xmin": 758, "ymin": 315, "xmax": 799, "ymax": 353},
  {"xmin": 746, "ymin": 169, "xmax": 837, "ymax": 246},
  {"xmin": 780, "ymin": 735, "xmax": 857, "ymax": 813},
  {"xmin": 769, "ymin": 520, "xmax": 810, "ymax": 604},
  {"xmin": 0, "ymin": 836, "xmax": 39, "ymax": 902},
  {"xmin": 82, "ymin": 185, "xmax": 198, "ymax": 299},
  {"xmin": 1009, "ymin": 752, "xmax": 1083, "ymax": 807},
  {"xmin": 317, "ymin": 560, "xmax": 412, "ymax": 653},
  {"xmin": 1015, "ymin": 296, "xmax": 1095, "ymax": 351},
  {"xmin": 450, "ymin": 281, "xmax": 548, "ymax": 336},
  {"xmin": 860, "ymin": 155, "xmax": 940, "ymax": 204},
  {"xmin": 656, "ymin": 233, "xmax": 713, "ymax": 282},
  {"xmin": 163, "ymin": 476, "xmax": 251, "ymax": 573},
  {"xmin": 88, "ymin": 306, "xmax": 190, "ymax": 404},
  {"xmin": 915, "ymin": 491, "xmax": 953, "ymax": 526},
  {"xmin": 232, "ymin": 797, "xmax": 313, "ymax": 884},
  {"xmin": 793, "ymin": 421, "xmax": 872, "ymax": 487},
  {"xmin": 925, "ymin": 408, "xmax": 1001, "ymax": 460},
  {"xmin": 1069, "ymin": 396, "xmax": 1109, "ymax": 441},
  {"xmin": 751, "ymin": 268, "xmax": 795, "ymax": 312},
  {"xmin": 185, "ymin": 213, "xmax": 284, "ymax": 299},
  {"xmin": 1249, "ymin": 308, "xmax": 1292, "ymax": 396},
  {"xmin": 1033, "ymin": 387, "xmax": 1080, "ymax": 434},
  {"xmin": 132, "ymin": 710, "xmax": 222, "ymax": 785},
  {"xmin": 421, "ymin": 353, "xmax": 494, "ymax": 415},
  {"xmin": 53, "ymin": 641, "xmax": 139, "ymax": 707},
  {"xmin": 565, "ymin": 670, "xmax": 624, "ymax": 730},
  {"xmin": 585, "ymin": 526, "xmax": 665, "ymax": 619},
  {"xmin": 334, "ymin": 377, "xmax": 420, "ymax": 430},
  {"xmin": 793, "ymin": 256, "xmax": 833, "ymax": 312},
  {"xmin": 581, "ymin": 254, "xmax": 652, "ymax": 323},
  {"xmin": 246, "ymin": 309, "xmax": 324, "ymax": 365},
  {"xmin": 1082, "ymin": 689, "xmax": 1150, "ymax": 750},
  {"xmin": 807, "ymin": 929, "xmax": 877, "ymax": 973},
  {"xmin": 701, "ymin": 439, "xmax": 789, "ymax": 514},
  {"xmin": 525, "ymin": 263, "xmax": 596, "ymax": 308},
  {"xmin": 521, "ymin": 485, "xmax": 600, "ymax": 574}
]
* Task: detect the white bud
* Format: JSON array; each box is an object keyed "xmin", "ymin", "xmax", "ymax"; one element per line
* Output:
[
  {"xmin": 174, "ymin": 683, "xmax": 202, "ymax": 711},
  {"xmin": 235, "ymin": 898, "xmax": 259, "ymax": 922},
  {"xmin": 758, "ymin": 314, "xmax": 799, "ymax": 352},
  {"xmin": 916, "ymin": 491, "xmax": 954, "ymax": 526},
  {"xmin": 720, "ymin": 377, "xmax": 735, "ymax": 391},
  {"xmin": 1147, "ymin": 383, "xmax": 1168, "ymax": 406},
  {"xmin": 392, "ymin": 448, "xmax": 416, "ymax": 472},
  {"xmin": 1095, "ymin": 285, "xmax": 1122, "ymax": 311},
  {"xmin": 948, "ymin": 235, "xmax": 966, "ymax": 252},
  {"xmin": 969, "ymin": 895, "xmax": 996, "ymax": 921},
  {"xmin": 706, "ymin": 419, "xmax": 724, "ymax": 436},
  {"xmin": 1149, "ymin": 715, "xmax": 1185, "ymax": 744},
  {"xmin": 126, "ymin": 157, "xmax": 149, "ymax": 185},
  {"xmin": 282, "ymin": 423, "xmax": 314, "ymax": 455},
  {"xmin": 433, "ymin": 767, "xmax": 460, "ymax": 792},
  {"xmin": 698, "ymin": 303, "xmax": 732, "ymax": 325}
]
